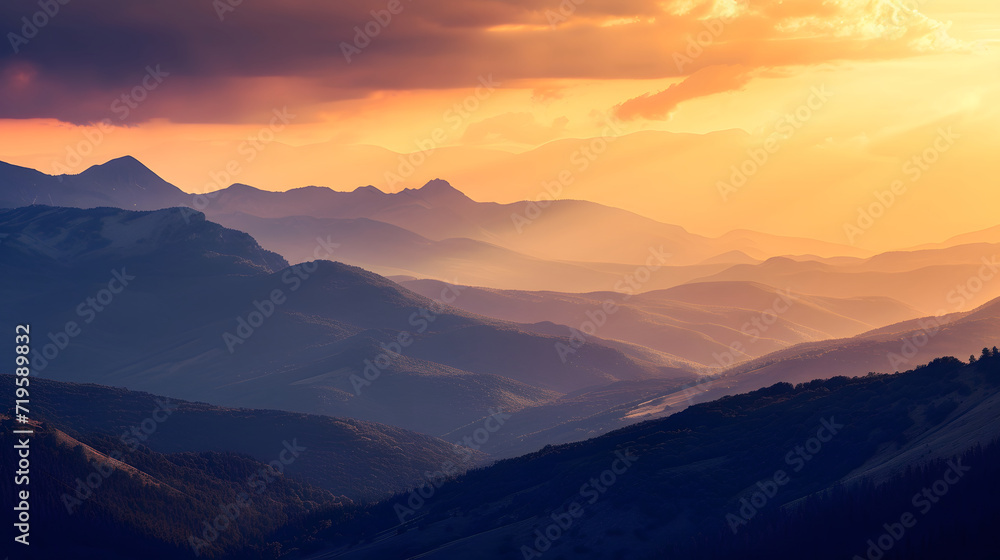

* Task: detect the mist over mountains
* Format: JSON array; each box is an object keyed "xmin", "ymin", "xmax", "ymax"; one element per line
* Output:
[
  {"xmin": 7, "ymin": 155, "xmax": 1000, "ymax": 305},
  {"xmin": 0, "ymin": 156, "xmax": 870, "ymax": 286},
  {"xmin": 6, "ymin": 0, "xmax": 999, "ymax": 556},
  {"xmin": 2, "ymin": 156, "xmax": 999, "ymax": 558},
  {"xmin": 0, "ymin": 205, "xmax": 690, "ymax": 440}
]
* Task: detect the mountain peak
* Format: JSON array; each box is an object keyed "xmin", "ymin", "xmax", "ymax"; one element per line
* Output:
[
  {"xmin": 421, "ymin": 178, "xmax": 458, "ymax": 193},
  {"xmin": 224, "ymin": 183, "xmax": 265, "ymax": 193},
  {"xmin": 83, "ymin": 155, "xmax": 153, "ymax": 176},
  {"xmin": 76, "ymin": 155, "xmax": 180, "ymax": 195},
  {"xmin": 402, "ymin": 179, "xmax": 472, "ymax": 201},
  {"xmin": 107, "ymin": 154, "xmax": 143, "ymax": 165}
]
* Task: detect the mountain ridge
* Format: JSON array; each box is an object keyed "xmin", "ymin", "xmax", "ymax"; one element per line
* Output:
[
  {"xmin": 0, "ymin": 205, "xmax": 691, "ymax": 442},
  {"xmin": 0, "ymin": 155, "xmax": 873, "ymax": 265}
]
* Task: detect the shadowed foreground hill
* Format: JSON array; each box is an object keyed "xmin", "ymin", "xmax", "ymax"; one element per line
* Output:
[
  {"xmin": 0, "ymin": 375, "xmax": 494, "ymax": 559},
  {"xmin": 0, "ymin": 375, "xmax": 486, "ymax": 501},
  {"xmin": 0, "ymin": 414, "xmax": 335, "ymax": 560},
  {"xmin": 3, "ymin": 357, "xmax": 997, "ymax": 559},
  {"xmin": 282, "ymin": 354, "xmax": 1000, "ymax": 559}
]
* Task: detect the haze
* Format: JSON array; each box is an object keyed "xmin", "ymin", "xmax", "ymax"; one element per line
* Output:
[{"xmin": 3, "ymin": 0, "xmax": 999, "ymax": 251}]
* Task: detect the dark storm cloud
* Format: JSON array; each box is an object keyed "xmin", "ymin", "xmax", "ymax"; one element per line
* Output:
[{"xmin": 0, "ymin": 0, "xmax": 949, "ymax": 124}]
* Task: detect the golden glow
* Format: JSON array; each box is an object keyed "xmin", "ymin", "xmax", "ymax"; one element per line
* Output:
[{"xmin": 1, "ymin": 0, "xmax": 998, "ymax": 252}]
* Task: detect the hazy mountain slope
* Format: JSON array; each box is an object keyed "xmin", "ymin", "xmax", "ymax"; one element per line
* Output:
[
  {"xmin": 208, "ymin": 211, "xmax": 692, "ymax": 292},
  {"xmin": 694, "ymin": 256, "xmax": 1000, "ymax": 314},
  {"xmin": 0, "ymin": 206, "xmax": 689, "ymax": 439},
  {"xmin": 400, "ymin": 279, "xmax": 920, "ymax": 366},
  {"xmin": 909, "ymin": 223, "xmax": 1000, "ymax": 251},
  {"xmin": 720, "ymin": 298, "xmax": 1000, "ymax": 391},
  {"xmin": 438, "ymin": 378, "xmax": 700, "ymax": 460},
  {"xmin": 853, "ymin": 242, "xmax": 1000, "ymax": 273},
  {"xmin": 619, "ymin": 297, "xmax": 1000, "ymax": 421},
  {"xmin": 714, "ymin": 228, "xmax": 870, "ymax": 261}
]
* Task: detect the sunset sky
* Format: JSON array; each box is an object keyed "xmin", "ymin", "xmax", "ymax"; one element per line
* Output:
[{"xmin": 2, "ymin": 0, "xmax": 998, "ymax": 251}]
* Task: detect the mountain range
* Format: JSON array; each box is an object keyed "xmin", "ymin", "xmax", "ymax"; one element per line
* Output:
[
  {"xmin": 0, "ymin": 156, "xmax": 866, "ymax": 285},
  {"xmin": 0, "ymin": 205, "xmax": 693, "ymax": 442},
  {"xmin": 6, "ymin": 156, "xmax": 1000, "ymax": 313},
  {"xmin": 5, "ymin": 157, "xmax": 1000, "ymax": 454},
  {"xmin": 3, "ymin": 155, "xmax": 1000, "ymax": 558}
]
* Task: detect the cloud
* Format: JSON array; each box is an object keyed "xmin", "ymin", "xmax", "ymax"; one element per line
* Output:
[
  {"xmin": 0, "ymin": 0, "xmax": 956, "ymax": 124},
  {"xmin": 531, "ymin": 87, "xmax": 566, "ymax": 104},
  {"xmin": 615, "ymin": 65, "xmax": 753, "ymax": 120}
]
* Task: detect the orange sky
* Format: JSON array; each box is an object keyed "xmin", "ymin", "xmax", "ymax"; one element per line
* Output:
[{"xmin": 1, "ymin": 0, "xmax": 998, "ymax": 251}]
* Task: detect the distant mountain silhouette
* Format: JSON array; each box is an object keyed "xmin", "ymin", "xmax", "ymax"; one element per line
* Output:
[
  {"xmin": 694, "ymin": 248, "xmax": 1000, "ymax": 314},
  {"xmin": 0, "ymin": 156, "xmax": 872, "ymax": 279},
  {"xmin": 907, "ymin": 224, "xmax": 1000, "ymax": 250},
  {"xmin": 0, "ymin": 156, "xmax": 189, "ymax": 210},
  {"xmin": 191, "ymin": 176, "xmax": 864, "ymax": 267},
  {"xmin": 20, "ymin": 155, "xmax": 995, "ymax": 306}
]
